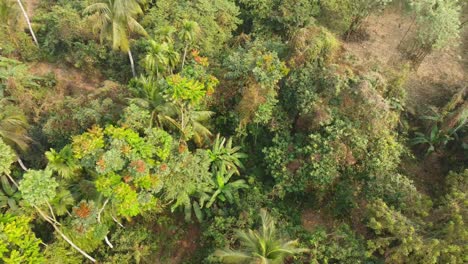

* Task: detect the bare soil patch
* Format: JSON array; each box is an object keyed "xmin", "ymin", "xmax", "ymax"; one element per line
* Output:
[
  {"xmin": 301, "ymin": 209, "xmax": 335, "ymax": 232},
  {"xmin": 28, "ymin": 62, "xmax": 103, "ymax": 94},
  {"xmin": 343, "ymin": 8, "xmax": 466, "ymax": 111}
]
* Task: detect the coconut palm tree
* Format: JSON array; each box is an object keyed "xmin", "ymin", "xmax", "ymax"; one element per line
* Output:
[
  {"xmin": 179, "ymin": 20, "xmax": 200, "ymax": 70},
  {"xmin": 144, "ymin": 40, "xmax": 169, "ymax": 78},
  {"xmin": 144, "ymin": 40, "xmax": 179, "ymax": 78},
  {"xmin": 215, "ymin": 209, "xmax": 308, "ymax": 264},
  {"xmin": 179, "ymin": 106, "xmax": 213, "ymax": 146},
  {"xmin": 0, "ymin": 100, "xmax": 30, "ymax": 151},
  {"xmin": 83, "ymin": 0, "xmax": 148, "ymax": 77},
  {"xmin": 130, "ymin": 75, "xmax": 178, "ymax": 129}
]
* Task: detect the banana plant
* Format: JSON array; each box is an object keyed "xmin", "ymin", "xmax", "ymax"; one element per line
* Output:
[
  {"xmin": 208, "ymin": 134, "xmax": 248, "ymax": 175},
  {"xmin": 411, "ymin": 115, "xmax": 467, "ymax": 155},
  {"xmin": 0, "ymin": 174, "xmax": 21, "ymax": 211},
  {"xmin": 205, "ymin": 168, "xmax": 248, "ymax": 208},
  {"xmin": 184, "ymin": 168, "xmax": 249, "ymax": 223}
]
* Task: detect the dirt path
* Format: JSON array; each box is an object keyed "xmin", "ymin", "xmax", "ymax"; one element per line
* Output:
[{"xmin": 343, "ymin": 8, "xmax": 466, "ymax": 111}]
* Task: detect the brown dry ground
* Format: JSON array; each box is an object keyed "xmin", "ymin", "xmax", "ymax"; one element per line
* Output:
[
  {"xmin": 28, "ymin": 62, "xmax": 102, "ymax": 94},
  {"xmin": 343, "ymin": 8, "xmax": 466, "ymax": 110}
]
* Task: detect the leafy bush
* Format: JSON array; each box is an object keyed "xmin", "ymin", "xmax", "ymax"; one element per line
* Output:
[
  {"xmin": 0, "ymin": 214, "xmax": 44, "ymax": 263},
  {"xmin": 306, "ymin": 225, "xmax": 368, "ymax": 264},
  {"xmin": 19, "ymin": 170, "xmax": 58, "ymax": 207}
]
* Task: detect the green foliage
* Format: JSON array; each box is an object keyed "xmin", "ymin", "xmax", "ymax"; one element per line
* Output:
[
  {"xmin": 410, "ymin": 0, "xmax": 461, "ymax": 50},
  {"xmin": 166, "ymin": 74, "xmax": 209, "ymax": 105},
  {"xmin": 0, "ymin": 101, "xmax": 30, "ymax": 151},
  {"xmin": 100, "ymin": 225, "xmax": 159, "ymax": 263},
  {"xmin": 0, "ymin": 139, "xmax": 19, "ymax": 212},
  {"xmin": 0, "ymin": 138, "xmax": 15, "ymax": 175},
  {"xmin": 130, "ymin": 66, "xmax": 217, "ymax": 145},
  {"xmin": 0, "ymin": 174, "xmax": 21, "ymax": 213},
  {"xmin": 264, "ymin": 118, "xmax": 364, "ymax": 196},
  {"xmin": 35, "ymin": 4, "xmax": 88, "ymax": 59},
  {"xmin": 239, "ymin": 0, "xmax": 320, "ymax": 37},
  {"xmin": 145, "ymin": 128, "xmax": 173, "ymax": 161},
  {"xmin": 366, "ymin": 173, "xmax": 432, "ymax": 217},
  {"xmin": 72, "ymin": 125, "xmax": 172, "ymax": 218},
  {"xmin": 161, "ymin": 149, "xmax": 212, "ymax": 219},
  {"xmin": 206, "ymin": 168, "xmax": 248, "ymax": 208},
  {"xmin": 0, "ymin": 214, "xmax": 44, "ymax": 263},
  {"xmin": 42, "ymin": 81, "xmax": 128, "ymax": 147},
  {"xmin": 46, "ymin": 145, "xmax": 80, "ymax": 179},
  {"xmin": 399, "ymin": 0, "xmax": 462, "ymax": 66},
  {"xmin": 0, "ymin": 1, "xmax": 39, "ymax": 60},
  {"xmin": 120, "ymin": 103, "xmax": 151, "ymax": 132},
  {"xmin": 367, "ymin": 170, "xmax": 468, "ymax": 264},
  {"xmin": 411, "ymin": 107, "xmax": 467, "ymax": 155},
  {"xmin": 208, "ymin": 134, "xmax": 247, "ymax": 175},
  {"xmin": 307, "ymin": 225, "xmax": 368, "ymax": 264},
  {"xmin": 141, "ymin": 0, "xmax": 240, "ymax": 56},
  {"xmin": 43, "ymin": 240, "xmax": 83, "ymax": 264},
  {"xmin": 215, "ymin": 209, "xmax": 308, "ymax": 263},
  {"xmin": 223, "ymin": 41, "xmax": 289, "ymax": 129},
  {"xmin": 19, "ymin": 170, "xmax": 58, "ymax": 207},
  {"xmin": 83, "ymin": 0, "xmax": 148, "ymax": 53},
  {"xmin": 1, "ymin": 1, "xmax": 466, "ymax": 263},
  {"xmin": 318, "ymin": 0, "xmax": 392, "ymax": 35},
  {"xmin": 143, "ymin": 40, "xmax": 179, "ymax": 78},
  {"xmin": 289, "ymin": 26, "xmax": 340, "ymax": 67}
]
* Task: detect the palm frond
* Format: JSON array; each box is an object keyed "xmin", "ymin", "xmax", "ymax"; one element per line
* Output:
[{"xmin": 127, "ymin": 16, "xmax": 148, "ymax": 37}]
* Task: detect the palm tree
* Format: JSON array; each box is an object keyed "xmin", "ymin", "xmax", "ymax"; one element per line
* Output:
[
  {"xmin": 156, "ymin": 25, "xmax": 176, "ymax": 44},
  {"xmin": 45, "ymin": 146, "xmax": 80, "ymax": 179},
  {"xmin": 130, "ymin": 76, "xmax": 178, "ymax": 129},
  {"xmin": 179, "ymin": 20, "xmax": 200, "ymax": 70},
  {"xmin": 144, "ymin": 40, "xmax": 179, "ymax": 78},
  {"xmin": 83, "ymin": 0, "xmax": 148, "ymax": 77},
  {"xmin": 144, "ymin": 40, "xmax": 169, "ymax": 78},
  {"xmin": 180, "ymin": 106, "xmax": 213, "ymax": 146},
  {"xmin": 215, "ymin": 209, "xmax": 308, "ymax": 264},
  {"xmin": 131, "ymin": 76, "xmax": 212, "ymax": 145},
  {"xmin": 0, "ymin": 100, "xmax": 30, "ymax": 151}
]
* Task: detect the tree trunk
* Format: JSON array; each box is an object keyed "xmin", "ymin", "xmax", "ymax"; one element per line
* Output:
[
  {"xmin": 398, "ymin": 15, "xmax": 416, "ymax": 50},
  {"xmin": 16, "ymin": 0, "xmax": 39, "ymax": 46},
  {"xmin": 181, "ymin": 45, "xmax": 188, "ymax": 71},
  {"xmin": 128, "ymin": 49, "xmax": 136, "ymax": 77},
  {"xmin": 17, "ymin": 158, "xmax": 28, "ymax": 171}
]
